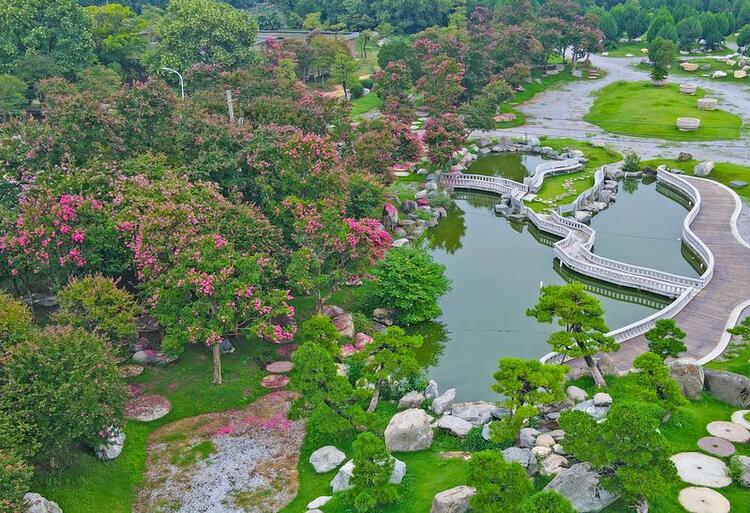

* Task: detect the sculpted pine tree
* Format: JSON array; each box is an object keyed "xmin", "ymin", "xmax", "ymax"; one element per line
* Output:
[
  {"xmin": 645, "ymin": 319, "xmax": 686, "ymax": 360},
  {"xmin": 349, "ymin": 432, "xmax": 398, "ymax": 513},
  {"xmin": 467, "ymin": 450, "xmax": 533, "ymax": 513},
  {"xmin": 527, "ymin": 283, "xmax": 617, "ymax": 388}
]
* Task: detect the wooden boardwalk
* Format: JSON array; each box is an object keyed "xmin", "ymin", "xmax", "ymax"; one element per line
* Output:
[{"xmin": 574, "ymin": 177, "xmax": 750, "ymax": 373}]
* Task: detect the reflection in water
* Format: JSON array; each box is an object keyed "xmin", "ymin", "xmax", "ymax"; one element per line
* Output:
[
  {"xmin": 421, "ymin": 179, "xmax": 695, "ymax": 400},
  {"xmin": 466, "ymin": 153, "xmax": 551, "ymax": 182}
]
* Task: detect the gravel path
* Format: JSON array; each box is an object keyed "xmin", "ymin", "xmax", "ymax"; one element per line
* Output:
[{"xmin": 472, "ymin": 54, "xmax": 750, "ymax": 164}]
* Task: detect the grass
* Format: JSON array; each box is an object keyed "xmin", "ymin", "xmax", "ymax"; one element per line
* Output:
[
  {"xmin": 495, "ymin": 104, "xmax": 526, "ymax": 128},
  {"xmin": 512, "ymin": 68, "xmax": 584, "ymax": 105},
  {"xmin": 641, "ymin": 158, "xmax": 750, "ymax": 201},
  {"xmin": 605, "ymin": 41, "xmax": 732, "ymax": 58},
  {"xmin": 637, "ymin": 57, "xmax": 749, "ymax": 88},
  {"xmin": 350, "ymin": 93, "xmax": 384, "ymax": 118},
  {"xmin": 585, "ymin": 81, "xmax": 743, "ymax": 141},
  {"xmin": 525, "ymin": 138, "xmax": 623, "ymax": 212}
]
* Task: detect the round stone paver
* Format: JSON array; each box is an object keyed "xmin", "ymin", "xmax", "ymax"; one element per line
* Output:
[
  {"xmin": 678, "ymin": 487, "xmax": 730, "ymax": 513},
  {"xmin": 731, "ymin": 410, "xmax": 750, "ymax": 430},
  {"xmin": 670, "ymin": 452, "xmax": 732, "ymax": 488},
  {"xmin": 697, "ymin": 437, "xmax": 735, "ymax": 458},
  {"xmin": 118, "ymin": 364, "xmax": 144, "ymax": 378},
  {"xmin": 706, "ymin": 420, "xmax": 750, "ymax": 443},
  {"xmin": 276, "ymin": 344, "xmax": 298, "ymax": 359},
  {"xmin": 261, "ymin": 374, "xmax": 289, "ymax": 389},
  {"xmin": 266, "ymin": 361, "xmax": 294, "ymax": 374},
  {"xmin": 125, "ymin": 394, "xmax": 171, "ymax": 422}
]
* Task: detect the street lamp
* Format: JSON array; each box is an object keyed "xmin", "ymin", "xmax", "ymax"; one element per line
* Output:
[{"xmin": 161, "ymin": 66, "xmax": 184, "ymax": 100}]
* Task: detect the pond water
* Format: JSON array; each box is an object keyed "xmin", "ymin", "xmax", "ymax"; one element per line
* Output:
[
  {"xmin": 414, "ymin": 179, "xmax": 694, "ymax": 401},
  {"xmin": 466, "ymin": 153, "xmax": 552, "ymax": 182}
]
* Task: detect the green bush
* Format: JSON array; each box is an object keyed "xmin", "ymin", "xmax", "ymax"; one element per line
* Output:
[
  {"xmin": 0, "ymin": 448, "xmax": 32, "ymax": 513},
  {"xmin": 622, "ymin": 152, "xmax": 642, "ymax": 173},
  {"xmin": 523, "ymin": 491, "xmax": 575, "ymax": 513},
  {"xmin": 350, "ymin": 82, "xmax": 365, "ymax": 99},
  {"xmin": 0, "ymin": 291, "xmax": 33, "ymax": 351},
  {"xmin": 349, "ymin": 432, "xmax": 399, "ymax": 513},
  {"xmin": 361, "ymin": 78, "xmax": 374, "ymax": 90}
]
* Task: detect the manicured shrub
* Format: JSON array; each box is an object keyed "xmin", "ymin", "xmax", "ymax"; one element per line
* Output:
[
  {"xmin": 350, "ymin": 82, "xmax": 365, "ymax": 99},
  {"xmin": 0, "ymin": 291, "xmax": 33, "ymax": 351},
  {"xmin": 298, "ymin": 314, "xmax": 340, "ymax": 355},
  {"xmin": 468, "ymin": 450, "xmax": 533, "ymax": 513},
  {"xmin": 622, "ymin": 152, "xmax": 642, "ymax": 173},
  {"xmin": 360, "ymin": 78, "xmax": 374, "ymax": 90},
  {"xmin": 0, "ymin": 449, "xmax": 32, "ymax": 513},
  {"xmin": 0, "ymin": 326, "xmax": 126, "ymax": 463},
  {"xmin": 645, "ymin": 319, "xmax": 686, "ymax": 360},
  {"xmin": 349, "ymin": 432, "xmax": 398, "ymax": 513},
  {"xmin": 523, "ymin": 491, "xmax": 575, "ymax": 513}
]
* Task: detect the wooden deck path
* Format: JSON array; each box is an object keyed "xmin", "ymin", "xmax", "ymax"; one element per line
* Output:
[{"xmin": 573, "ymin": 177, "xmax": 750, "ymax": 373}]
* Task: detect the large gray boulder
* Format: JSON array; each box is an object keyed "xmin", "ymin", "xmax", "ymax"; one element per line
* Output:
[
  {"xmin": 94, "ymin": 427, "xmax": 125, "ymax": 461},
  {"xmin": 668, "ymin": 358, "xmax": 705, "ymax": 400},
  {"xmin": 573, "ymin": 399, "xmax": 610, "ymax": 420},
  {"xmin": 398, "ymin": 390, "xmax": 425, "ymax": 410},
  {"xmin": 331, "ymin": 458, "xmax": 406, "ymax": 492},
  {"xmin": 503, "ymin": 447, "xmax": 538, "ymax": 476},
  {"xmin": 544, "ymin": 463, "xmax": 619, "ymax": 512},
  {"xmin": 731, "ymin": 455, "xmax": 750, "ymax": 487},
  {"xmin": 384, "ymin": 408, "xmax": 434, "ymax": 452},
  {"xmin": 694, "ymin": 161, "xmax": 715, "ymax": 177},
  {"xmin": 704, "ymin": 370, "xmax": 750, "ymax": 407},
  {"xmin": 451, "ymin": 401, "xmax": 498, "ymax": 425},
  {"xmin": 430, "ymin": 486, "xmax": 476, "ymax": 513},
  {"xmin": 519, "ymin": 427, "xmax": 541, "ymax": 448},
  {"xmin": 437, "ymin": 415, "xmax": 474, "ymax": 437},
  {"xmin": 23, "ymin": 494, "xmax": 62, "ymax": 513},
  {"xmin": 309, "ymin": 446, "xmax": 346, "ymax": 473},
  {"xmin": 431, "ymin": 389, "xmax": 456, "ymax": 415},
  {"xmin": 566, "ymin": 385, "xmax": 588, "ymax": 402},
  {"xmin": 425, "ymin": 380, "xmax": 440, "ymax": 400}
]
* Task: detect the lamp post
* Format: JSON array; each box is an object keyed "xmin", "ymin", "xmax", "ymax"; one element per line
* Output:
[{"xmin": 160, "ymin": 66, "xmax": 184, "ymax": 100}]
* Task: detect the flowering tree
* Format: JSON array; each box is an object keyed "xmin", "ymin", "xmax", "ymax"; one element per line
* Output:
[
  {"xmin": 285, "ymin": 200, "xmax": 391, "ymax": 313},
  {"xmin": 416, "ymin": 57, "xmax": 465, "ymax": 115},
  {"xmin": 424, "ymin": 113, "xmax": 466, "ymax": 167},
  {"xmin": 147, "ymin": 235, "xmax": 295, "ymax": 384},
  {"xmin": 373, "ymin": 61, "xmax": 415, "ymax": 121}
]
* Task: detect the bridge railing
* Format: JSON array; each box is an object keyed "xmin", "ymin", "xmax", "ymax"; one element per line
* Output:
[
  {"xmin": 442, "ymin": 173, "xmax": 529, "ymax": 196},
  {"xmin": 526, "ymin": 158, "xmax": 584, "ymax": 193},
  {"xmin": 557, "ymin": 166, "xmax": 607, "ymax": 215}
]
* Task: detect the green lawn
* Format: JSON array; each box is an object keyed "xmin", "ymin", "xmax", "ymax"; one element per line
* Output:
[
  {"xmin": 585, "ymin": 81, "xmax": 743, "ymax": 141},
  {"xmin": 637, "ymin": 58, "xmax": 749, "ymax": 89},
  {"xmin": 495, "ymin": 104, "xmax": 526, "ymax": 128},
  {"xmin": 526, "ymin": 138, "xmax": 623, "ymax": 212},
  {"xmin": 641, "ymin": 158, "xmax": 750, "ymax": 201},
  {"xmin": 603, "ymin": 41, "xmax": 650, "ymax": 58},
  {"xmin": 512, "ymin": 68, "xmax": 586, "ymax": 105},
  {"xmin": 351, "ymin": 93, "xmax": 384, "ymax": 118}
]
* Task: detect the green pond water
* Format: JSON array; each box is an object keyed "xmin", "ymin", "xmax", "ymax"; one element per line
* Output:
[
  {"xmin": 466, "ymin": 152, "xmax": 552, "ymax": 182},
  {"xmin": 414, "ymin": 179, "xmax": 697, "ymax": 400}
]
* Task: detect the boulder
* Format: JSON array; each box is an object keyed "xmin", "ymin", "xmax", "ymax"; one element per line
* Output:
[
  {"xmin": 712, "ymin": 70, "xmax": 727, "ymax": 78},
  {"xmin": 437, "ymin": 415, "xmax": 474, "ymax": 437},
  {"xmin": 402, "ymin": 200, "xmax": 418, "ymax": 214},
  {"xmin": 669, "ymin": 358, "xmax": 705, "ymax": 400},
  {"xmin": 431, "ymin": 389, "xmax": 456, "ymax": 415},
  {"xmin": 307, "ymin": 496, "xmax": 332, "ymax": 509},
  {"xmin": 94, "ymin": 427, "xmax": 125, "ymax": 461},
  {"xmin": 730, "ymin": 455, "xmax": 750, "ymax": 487},
  {"xmin": 593, "ymin": 393, "xmax": 612, "ymax": 407},
  {"xmin": 573, "ymin": 399, "xmax": 610, "ymax": 420},
  {"xmin": 23, "ymin": 494, "xmax": 62, "ymax": 513},
  {"xmin": 372, "ymin": 307, "xmax": 397, "ymax": 327},
  {"xmin": 694, "ymin": 161, "xmax": 715, "ymax": 177},
  {"xmin": 566, "ymin": 385, "xmax": 588, "ymax": 402},
  {"xmin": 384, "ymin": 408, "xmax": 434, "ymax": 452},
  {"xmin": 595, "ymin": 354, "xmax": 618, "ymax": 376},
  {"xmin": 545, "ymin": 464, "xmax": 619, "ymax": 512},
  {"xmin": 678, "ymin": 152, "xmax": 694, "ymax": 162},
  {"xmin": 503, "ymin": 447, "xmax": 537, "ymax": 476},
  {"xmin": 132, "ymin": 350, "xmax": 176, "ymax": 366},
  {"xmin": 519, "ymin": 427, "xmax": 541, "ymax": 448},
  {"xmin": 735, "ymin": 70, "xmax": 747, "ymax": 79},
  {"xmin": 398, "ymin": 390, "xmax": 425, "ymax": 410},
  {"xmin": 331, "ymin": 458, "xmax": 406, "ymax": 492},
  {"xmin": 451, "ymin": 401, "xmax": 499, "ymax": 425},
  {"xmin": 540, "ymin": 454, "xmax": 570, "ymax": 476},
  {"xmin": 310, "ymin": 446, "xmax": 346, "ymax": 473},
  {"xmin": 430, "ymin": 485, "xmax": 476, "ymax": 513},
  {"xmin": 680, "ymin": 62, "xmax": 699, "ymax": 72},
  {"xmin": 532, "ymin": 446, "xmax": 552, "ymax": 458},
  {"xmin": 704, "ymin": 370, "xmax": 750, "ymax": 407},
  {"xmin": 536, "ymin": 433, "xmax": 555, "ymax": 448},
  {"xmin": 574, "ymin": 210, "xmax": 592, "ymax": 224},
  {"xmin": 547, "ymin": 429, "xmax": 566, "ymax": 441},
  {"xmin": 425, "ymin": 380, "xmax": 440, "ymax": 400}
]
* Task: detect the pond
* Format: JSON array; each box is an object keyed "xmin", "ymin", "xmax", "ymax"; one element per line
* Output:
[
  {"xmin": 414, "ymin": 179, "xmax": 695, "ymax": 401},
  {"xmin": 466, "ymin": 153, "xmax": 552, "ymax": 182}
]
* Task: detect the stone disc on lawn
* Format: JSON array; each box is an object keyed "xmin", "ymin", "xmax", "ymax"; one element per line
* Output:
[
  {"xmin": 678, "ymin": 487, "xmax": 730, "ymax": 513},
  {"xmin": 118, "ymin": 364, "xmax": 144, "ymax": 378},
  {"xmin": 670, "ymin": 452, "xmax": 731, "ymax": 488},
  {"xmin": 276, "ymin": 344, "xmax": 298, "ymax": 359},
  {"xmin": 731, "ymin": 410, "xmax": 750, "ymax": 430},
  {"xmin": 261, "ymin": 374, "xmax": 289, "ymax": 389},
  {"xmin": 697, "ymin": 437, "xmax": 735, "ymax": 457},
  {"xmin": 125, "ymin": 395, "xmax": 171, "ymax": 422},
  {"xmin": 706, "ymin": 420, "xmax": 750, "ymax": 443},
  {"xmin": 266, "ymin": 361, "xmax": 293, "ymax": 374}
]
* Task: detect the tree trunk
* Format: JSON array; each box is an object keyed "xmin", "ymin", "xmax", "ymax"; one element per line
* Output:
[
  {"xmin": 367, "ymin": 384, "xmax": 381, "ymax": 413},
  {"xmin": 212, "ymin": 343, "xmax": 222, "ymax": 385},
  {"xmin": 584, "ymin": 354, "xmax": 607, "ymax": 388}
]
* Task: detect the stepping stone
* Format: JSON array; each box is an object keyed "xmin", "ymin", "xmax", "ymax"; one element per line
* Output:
[
  {"xmin": 670, "ymin": 452, "xmax": 731, "ymax": 488},
  {"xmin": 118, "ymin": 364, "xmax": 144, "ymax": 378},
  {"xmin": 265, "ymin": 361, "xmax": 293, "ymax": 373},
  {"xmin": 697, "ymin": 437, "xmax": 735, "ymax": 457},
  {"xmin": 678, "ymin": 487, "xmax": 730, "ymax": 513},
  {"xmin": 731, "ymin": 410, "xmax": 750, "ymax": 429},
  {"xmin": 706, "ymin": 420, "xmax": 750, "ymax": 443},
  {"xmin": 125, "ymin": 394, "xmax": 171, "ymax": 422},
  {"xmin": 276, "ymin": 344, "xmax": 298, "ymax": 359},
  {"xmin": 729, "ymin": 180, "xmax": 748, "ymax": 189},
  {"xmin": 261, "ymin": 374, "xmax": 289, "ymax": 389}
]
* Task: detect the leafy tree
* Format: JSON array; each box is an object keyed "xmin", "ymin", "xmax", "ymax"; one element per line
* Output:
[
  {"xmin": 365, "ymin": 245, "xmax": 450, "ymax": 325},
  {"xmin": 359, "ymin": 326, "xmax": 422, "ymax": 412},
  {"xmin": 676, "ymin": 16, "xmax": 703, "ymax": 49},
  {"xmin": 0, "ymin": 0, "xmax": 95, "ymax": 78},
  {"xmin": 0, "ymin": 75, "xmax": 28, "ymax": 119},
  {"xmin": 461, "ymin": 79, "xmax": 513, "ymax": 130},
  {"xmin": 527, "ymin": 282, "xmax": 617, "ymax": 388},
  {"xmin": 376, "ymin": 37, "xmax": 418, "ymax": 79},
  {"xmin": 559, "ymin": 402, "xmax": 677, "ymax": 510},
  {"xmin": 737, "ymin": 24, "xmax": 750, "ymax": 48},
  {"xmin": 0, "ymin": 325, "xmax": 126, "ymax": 464},
  {"xmin": 84, "ymin": 3, "xmax": 146, "ymax": 74},
  {"xmin": 77, "ymin": 65, "xmax": 123, "ymax": 96},
  {"xmin": 612, "ymin": 0, "xmax": 649, "ymax": 39},
  {"xmin": 590, "ymin": 7, "xmax": 620, "ymax": 45},
  {"xmin": 424, "ymin": 112, "xmax": 466, "ymax": 167},
  {"xmin": 150, "ymin": 0, "xmax": 258, "ymax": 72},
  {"xmin": 332, "ymin": 52, "xmax": 358, "ymax": 98},
  {"xmin": 52, "ymin": 274, "xmax": 141, "ymax": 347},
  {"xmin": 631, "ymin": 351, "xmax": 687, "ymax": 414},
  {"xmin": 523, "ymin": 491, "xmax": 575, "ymax": 513},
  {"xmin": 416, "ymin": 56, "xmax": 465, "ymax": 115},
  {"xmin": 648, "ymin": 37, "xmax": 676, "ymax": 83},
  {"xmin": 373, "ymin": 61, "xmax": 414, "ymax": 120},
  {"xmin": 349, "ymin": 432, "xmax": 398, "ymax": 513},
  {"xmin": 700, "ymin": 12, "xmax": 727, "ymax": 49},
  {"xmin": 467, "ymin": 450, "xmax": 534, "ymax": 513},
  {"xmin": 0, "ymin": 449, "xmax": 32, "ymax": 513},
  {"xmin": 298, "ymin": 314, "xmax": 341, "ymax": 355},
  {"xmin": 489, "ymin": 358, "xmax": 567, "ymax": 443},
  {"xmin": 647, "ymin": 9, "xmax": 677, "ymax": 42},
  {"xmin": 645, "ymin": 319, "xmax": 687, "ymax": 360},
  {"xmin": 346, "ymin": 173, "xmax": 386, "ymax": 218},
  {"xmin": 0, "ymin": 291, "xmax": 33, "ymax": 352}
]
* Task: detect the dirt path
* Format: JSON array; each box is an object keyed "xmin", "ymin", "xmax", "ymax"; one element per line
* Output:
[{"xmin": 135, "ymin": 391, "xmax": 304, "ymax": 513}]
